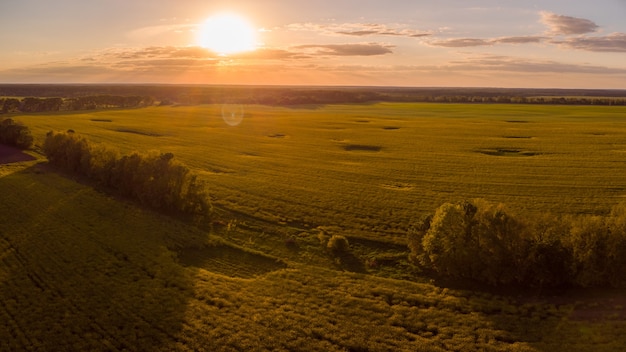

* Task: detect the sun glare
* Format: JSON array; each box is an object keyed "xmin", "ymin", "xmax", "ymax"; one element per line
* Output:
[{"xmin": 197, "ymin": 13, "xmax": 257, "ymax": 55}]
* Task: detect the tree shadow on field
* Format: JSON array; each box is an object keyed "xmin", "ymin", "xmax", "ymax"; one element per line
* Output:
[
  {"xmin": 334, "ymin": 251, "xmax": 366, "ymax": 273},
  {"xmin": 0, "ymin": 144, "xmax": 36, "ymax": 164},
  {"xmin": 430, "ymin": 273, "xmax": 626, "ymax": 351},
  {"xmin": 0, "ymin": 164, "xmax": 196, "ymax": 351}
]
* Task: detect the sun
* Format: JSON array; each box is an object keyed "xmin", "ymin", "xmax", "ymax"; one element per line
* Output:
[{"xmin": 197, "ymin": 13, "xmax": 257, "ymax": 55}]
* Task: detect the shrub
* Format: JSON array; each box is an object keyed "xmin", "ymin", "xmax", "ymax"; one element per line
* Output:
[
  {"xmin": 327, "ymin": 235, "xmax": 350, "ymax": 253},
  {"xmin": 0, "ymin": 118, "xmax": 33, "ymax": 149}
]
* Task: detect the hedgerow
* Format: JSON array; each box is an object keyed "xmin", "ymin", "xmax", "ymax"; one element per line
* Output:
[
  {"xmin": 43, "ymin": 130, "xmax": 211, "ymax": 219},
  {"xmin": 409, "ymin": 199, "xmax": 626, "ymax": 288}
]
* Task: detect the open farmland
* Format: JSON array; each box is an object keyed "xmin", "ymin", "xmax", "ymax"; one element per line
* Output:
[
  {"xmin": 15, "ymin": 103, "xmax": 626, "ymax": 244},
  {"xmin": 2, "ymin": 157, "xmax": 626, "ymax": 351}
]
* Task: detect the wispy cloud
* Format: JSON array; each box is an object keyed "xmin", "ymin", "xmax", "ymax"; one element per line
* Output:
[
  {"xmin": 293, "ymin": 43, "xmax": 394, "ymax": 56},
  {"xmin": 493, "ymin": 36, "xmax": 546, "ymax": 44},
  {"xmin": 540, "ymin": 12, "xmax": 599, "ymax": 35},
  {"xmin": 10, "ymin": 43, "xmax": 395, "ymax": 80},
  {"xmin": 552, "ymin": 33, "xmax": 626, "ymax": 52},
  {"xmin": 287, "ymin": 22, "xmax": 430, "ymax": 38},
  {"xmin": 429, "ymin": 36, "xmax": 546, "ymax": 47},
  {"xmin": 428, "ymin": 38, "xmax": 492, "ymax": 47},
  {"xmin": 127, "ymin": 23, "xmax": 195, "ymax": 40},
  {"xmin": 448, "ymin": 55, "xmax": 626, "ymax": 74}
]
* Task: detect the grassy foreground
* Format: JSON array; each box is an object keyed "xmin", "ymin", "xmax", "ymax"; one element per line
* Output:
[{"xmin": 1, "ymin": 159, "xmax": 626, "ymax": 351}]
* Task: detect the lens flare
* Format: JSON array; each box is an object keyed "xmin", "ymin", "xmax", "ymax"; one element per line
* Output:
[{"xmin": 221, "ymin": 104, "xmax": 244, "ymax": 126}]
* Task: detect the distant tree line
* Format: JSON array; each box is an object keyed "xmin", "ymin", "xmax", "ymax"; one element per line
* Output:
[
  {"xmin": 388, "ymin": 95, "xmax": 626, "ymax": 105},
  {"xmin": 164, "ymin": 89, "xmax": 626, "ymax": 106},
  {"xmin": 43, "ymin": 131, "xmax": 211, "ymax": 219},
  {"xmin": 409, "ymin": 199, "xmax": 626, "ymax": 288},
  {"xmin": 0, "ymin": 118, "xmax": 33, "ymax": 149},
  {"xmin": 0, "ymin": 95, "xmax": 154, "ymax": 114},
  {"xmin": 2, "ymin": 84, "xmax": 624, "ymax": 108}
]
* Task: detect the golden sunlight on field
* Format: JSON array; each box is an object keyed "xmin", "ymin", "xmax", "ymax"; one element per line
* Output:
[{"xmin": 197, "ymin": 12, "xmax": 257, "ymax": 55}]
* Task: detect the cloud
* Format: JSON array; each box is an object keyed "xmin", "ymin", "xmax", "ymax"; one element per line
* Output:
[
  {"xmin": 293, "ymin": 43, "xmax": 394, "ymax": 56},
  {"xmin": 448, "ymin": 55, "xmax": 626, "ymax": 74},
  {"xmin": 492, "ymin": 36, "xmax": 546, "ymax": 44},
  {"xmin": 128, "ymin": 23, "xmax": 195, "ymax": 40},
  {"xmin": 429, "ymin": 36, "xmax": 545, "ymax": 47},
  {"xmin": 552, "ymin": 33, "xmax": 626, "ymax": 52},
  {"xmin": 71, "ymin": 43, "xmax": 393, "ymax": 77},
  {"xmin": 95, "ymin": 46, "xmax": 210, "ymax": 60},
  {"xmin": 540, "ymin": 12, "xmax": 599, "ymax": 35},
  {"xmin": 287, "ymin": 22, "xmax": 430, "ymax": 38},
  {"xmin": 1, "ymin": 43, "xmax": 394, "ymax": 83},
  {"xmin": 429, "ymin": 38, "xmax": 492, "ymax": 47},
  {"xmin": 232, "ymin": 48, "xmax": 307, "ymax": 60}
]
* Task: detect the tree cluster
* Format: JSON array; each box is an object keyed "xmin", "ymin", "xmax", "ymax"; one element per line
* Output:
[
  {"xmin": 0, "ymin": 95, "xmax": 154, "ymax": 114},
  {"xmin": 0, "ymin": 118, "xmax": 34, "ymax": 149},
  {"xmin": 43, "ymin": 131, "xmax": 211, "ymax": 219},
  {"xmin": 409, "ymin": 199, "xmax": 626, "ymax": 288}
]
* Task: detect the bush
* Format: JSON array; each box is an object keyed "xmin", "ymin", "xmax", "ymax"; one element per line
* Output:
[
  {"xmin": 0, "ymin": 118, "xmax": 33, "ymax": 149},
  {"xmin": 327, "ymin": 235, "xmax": 350, "ymax": 253}
]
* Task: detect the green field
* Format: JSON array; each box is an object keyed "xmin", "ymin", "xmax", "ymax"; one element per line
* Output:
[
  {"xmin": 15, "ymin": 103, "xmax": 626, "ymax": 242},
  {"xmin": 2, "ymin": 159, "xmax": 626, "ymax": 351},
  {"xmin": 3, "ymin": 103, "xmax": 626, "ymax": 350}
]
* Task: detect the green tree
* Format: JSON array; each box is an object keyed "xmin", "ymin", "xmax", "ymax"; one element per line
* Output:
[
  {"xmin": 605, "ymin": 202, "xmax": 626, "ymax": 287},
  {"xmin": 471, "ymin": 200, "xmax": 526, "ymax": 284},
  {"xmin": 0, "ymin": 118, "xmax": 33, "ymax": 149},
  {"xmin": 407, "ymin": 214, "xmax": 432, "ymax": 265},
  {"xmin": 567, "ymin": 215, "xmax": 610, "ymax": 287},
  {"xmin": 420, "ymin": 201, "xmax": 479, "ymax": 278}
]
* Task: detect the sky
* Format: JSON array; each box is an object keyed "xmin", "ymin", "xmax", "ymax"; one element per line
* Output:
[{"xmin": 1, "ymin": 0, "xmax": 625, "ymax": 88}]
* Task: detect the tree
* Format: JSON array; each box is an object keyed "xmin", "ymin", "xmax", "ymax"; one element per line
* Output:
[
  {"xmin": 471, "ymin": 200, "xmax": 526, "ymax": 284},
  {"xmin": 567, "ymin": 216, "xmax": 610, "ymax": 287},
  {"xmin": 407, "ymin": 214, "xmax": 432, "ymax": 264},
  {"xmin": 420, "ymin": 201, "xmax": 479, "ymax": 278},
  {"xmin": 43, "ymin": 130, "xmax": 212, "ymax": 220},
  {"xmin": 0, "ymin": 118, "xmax": 33, "ymax": 149}
]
